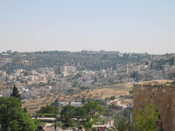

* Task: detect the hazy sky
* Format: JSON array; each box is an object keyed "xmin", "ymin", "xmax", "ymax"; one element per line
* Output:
[{"xmin": 0, "ymin": 0, "xmax": 175, "ymax": 54}]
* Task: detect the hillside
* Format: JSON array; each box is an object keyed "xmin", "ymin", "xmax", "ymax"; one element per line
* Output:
[
  {"xmin": 0, "ymin": 51, "xmax": 156, "ymax": 72},
  {"xmin": 23, "ymin": 82, "xmax": 132, "ymax": 114},
  {"xmin": 23, "ymin": 80, "xmax": 174, "ymax": 114},
  {"xmin": 22, "ymin": 95, "xmax": 56, "ymax": 114},
  {"xmin": 66, "ymin": 83, "xmax": 132, "ymax": 100}
]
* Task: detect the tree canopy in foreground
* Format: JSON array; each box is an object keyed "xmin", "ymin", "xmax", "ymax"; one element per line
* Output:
[{"xmin": 0, "ymin": 97, "xmax": 38, "ymax": 131}]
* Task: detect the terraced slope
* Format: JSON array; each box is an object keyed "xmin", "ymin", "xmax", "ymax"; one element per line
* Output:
[{"xmin": 23, "ymin": 83, "xmax": 132, "ymax": 114}]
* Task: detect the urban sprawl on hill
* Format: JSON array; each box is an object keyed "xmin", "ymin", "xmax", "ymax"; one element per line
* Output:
[{"xmin": 0, "ymin": 50, "xmax": 175, "ymax": 131}]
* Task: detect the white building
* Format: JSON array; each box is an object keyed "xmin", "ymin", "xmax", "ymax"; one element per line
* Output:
[{"xmin": 62, "ymin": 65, "xmax": 77, "ymax": 77}]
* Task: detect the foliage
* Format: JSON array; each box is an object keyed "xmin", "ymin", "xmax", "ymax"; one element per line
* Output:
[
  {"xmin": 60, "ymin": 105, "xmax": 78, "ymax": 128},
  {"xmin": 110, "ymin": 96, "xmax": 116, "ymax": 100},
  {"xmin": 37, "ymin": 105, "xmax": 59, "ymax": 117},
  {"xmin": 111, "ymin": 107, "xmax": 133, "ymax": 131},
  {"xmin": 0, "ymin": 97, "xmax": 38, "ymax": 131},
  {"xmin": 60, "ymin": 101, "xmax": 104, "ymax": 129},
  {"xmin": 134, "ymin": 104, "xmax": 160, "ymax": 131},
  {"xmin": 10, "ymin": 85, "xmax": 21, "ymax": 99},
  {"xmin": 113, "ymin": 116, "xmax": 130, "ymax": 131}
]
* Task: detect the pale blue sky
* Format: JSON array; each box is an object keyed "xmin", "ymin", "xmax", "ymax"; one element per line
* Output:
[{"xmin": 0, "ymin": 0, "xmax": 175, "ymax": 54}]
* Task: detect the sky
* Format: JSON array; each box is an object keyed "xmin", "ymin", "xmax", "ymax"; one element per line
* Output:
[{"xmin": 0, "ymin": 0, "xmax": 175, "ymax": 54}]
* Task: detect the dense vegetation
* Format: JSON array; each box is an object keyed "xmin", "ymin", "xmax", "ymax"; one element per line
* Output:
[
  {"xmin": 0, "ymin": 95, "xmax": 161, "ymax": 131},
  {"xmin": 36, "ymin": 100, "xmax": 162, "ymax": 131},
  {"xmin": 37, "ymin": 105, "xmax": 59, "ymax": 117},
  {"xmin": 134, "ymin": 104, "xmax": 161, "ymax": 131},
  {"xmin": 61, "ymin": 101, "xmax": 105, "ymax": 129},
  {"xmin": 37, "ymin": 100, "xmax": 105, "ymax": 130},
  {"xmin": 0, "ymin": 97, "xmax": 38, "ymax": 131}
]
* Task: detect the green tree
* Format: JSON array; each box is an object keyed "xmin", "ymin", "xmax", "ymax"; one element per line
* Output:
[
  {"xmin": 134, "ymin": 104, "xmax": 160, "ymax": 131},
  {"xmin": 0, "ymin": 97, "xmax": 37, "ymax": 131},
  {"xmin": 60, "ymin": 101, "xmax": 104, "ymax": 130},
  {"xmin": 60, "ymin": 105, "xmax": 77, "ymax": 128},
  {"xmin": 11, "ymin": 85, "xmax": 21, "ymax": 99},
  {"xmin": 113, "ymin": 115, "xmax": 130, "ymax": 131},
  {"xmin": 81, "ymin": 101, "xmax": 105, "ymax": 130},
  {"xmin": 37, "ymin": 105, "xmax": 59, "ymax": 117}
]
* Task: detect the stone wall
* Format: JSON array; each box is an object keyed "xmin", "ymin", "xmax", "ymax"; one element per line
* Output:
[{"xmin": 134, "ymin": 85, "xmax": 175, "ymax": 131}]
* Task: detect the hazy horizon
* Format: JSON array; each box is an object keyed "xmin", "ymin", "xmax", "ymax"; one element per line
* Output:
[
  {"xmin": 1, "ymin": 48, "xmax": 175, "ymax": 55},
  {"xmin": 1, "ymin": 0, "xmax": 175, "ymax": 54}
]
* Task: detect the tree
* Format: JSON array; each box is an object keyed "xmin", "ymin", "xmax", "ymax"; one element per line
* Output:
[
  {"xmin": 134, "ymin": 104, "xmax": 160, "ymax": 131},
  {"xmin": 0, "ymin": 97, "xmax": 37, "ymax": 131},
  {"xmin": 130, "ymin": 71, "xmax": 140, "ymax": 82},
  {"xmin": 60, "ymin": 101, "xmax": 104, "ymax": 130},
  {"xmin": 113, "ymin": 116, "xmax": 130, "ymax": 131},
  {"xmin": 79, "ymin": 100, "xmax": 105, "ymax": 130},
  {"xmin": 11, "ymin": 85, "xmax": 21, "ymax": 99},
  {"xmin": 37, "ymin": 105, "xmax": 59, "ymax": 117},
  {"xmin": 112, "ymin": 107, "xmax": 133, "ymax": 131},
  {"xmin": 110, "ymin": 96, "xmax": 116, "ymax": 100},
  {"xmin": 60, "ymin": 105, "xmax": 78, "ymax": 128}
]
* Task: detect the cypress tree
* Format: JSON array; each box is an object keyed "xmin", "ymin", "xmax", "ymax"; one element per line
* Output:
[{"xmin": 11, "ymin": 85, "xmax": 21, "ymax": 99}]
